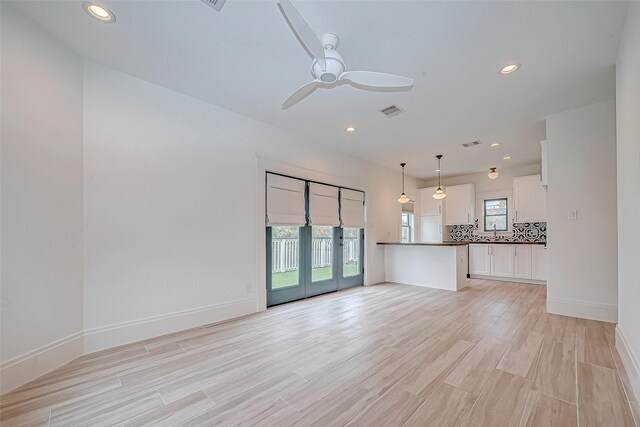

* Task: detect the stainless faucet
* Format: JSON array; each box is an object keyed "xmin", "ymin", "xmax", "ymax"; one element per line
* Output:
[{"xmin": 493, "ymin": 224, "xmax": 497, "ymax": 239}]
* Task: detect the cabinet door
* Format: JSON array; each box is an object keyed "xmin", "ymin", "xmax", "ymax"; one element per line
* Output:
[
  {"xmin": 514, "ymin": 245, "xmax": 532, "ymax": 279},
  {"xmin": 420, "ymin": 216, "xmax": 443, "ymax": 243},
  {"xmin": 513, "ymin": 175, "xmax": 547, "ymax": 223},
  {"xmin": 490, "ymin": 244, "xmax": 514, "ymax": 277},
  {"xmin": 445, "ymin": 184, "xmax": 475, "ymax": 225},
  {"xmin": 469, "ymin": 244, "xmax": 490, "ymax": 275},
  {"xmin": 531, "ymin": 245, "xmax": 548, "ymax": 281},
  {"xmin": 419, "ymin": 187, "xmax": 443, "ymax": 217}
]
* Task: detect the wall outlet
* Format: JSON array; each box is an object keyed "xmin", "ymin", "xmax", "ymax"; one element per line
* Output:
[
  {"xmin": 567, "ymin": 210, "xmax": 578, "ymax": 220},
  {"xmin": 245, "ymin": 283, "xmax": 253, "ymax": 294}
]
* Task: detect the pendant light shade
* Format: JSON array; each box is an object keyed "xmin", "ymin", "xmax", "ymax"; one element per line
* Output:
[
  {"xmin": 433, "ymin": 155, "xmax": 446, "ymax": 199},
  {"xmin": 488, "ymin": 167, "xmax": 499, "ymax": 179},
  {"xmin": 398, "ymin": 162, "xmax": 409, "ymax": 204}
]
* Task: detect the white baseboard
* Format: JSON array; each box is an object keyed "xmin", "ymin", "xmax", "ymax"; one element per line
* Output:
[
  {"xmin": 469, "ymin": 274, "xmax": 546, "ymax": 285},
  {"xmin": 616, "ymin": 326, "xmax": 640, "ymax": 401},
  {"xmin": 84, "ymin": 297, "xmax": 257, "ymax": 353},
  {"xmin": 1, "ymin": 297, "xmax": 257, "ymax": 395},
  {"xmin": 547, "ymin": 296, "xmax": 617, "ymax": 323},
  {"xmin": 0, "ymin": 331, "xmax": 84, "ymax": 395}
]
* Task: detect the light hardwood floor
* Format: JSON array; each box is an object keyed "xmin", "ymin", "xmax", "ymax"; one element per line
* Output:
[{"xmin": 1, "ymin": 280, "xmax": 638, "ymax": 426}]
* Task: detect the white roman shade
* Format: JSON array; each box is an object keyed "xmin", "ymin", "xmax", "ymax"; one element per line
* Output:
[
  {"xmin": 340, "ymin": 189, "xmax": 365, "ymax": 228},
  {"xmin": 402, "ymin": 201, "xmax": 414, "ymax": 213},
  {"xmin": 266, "ymin": 173, "xmax": 306, "ymax": 226},
  {"xmin": 308, "ymin": 183, "xmax": 340, "ymax": 226}
]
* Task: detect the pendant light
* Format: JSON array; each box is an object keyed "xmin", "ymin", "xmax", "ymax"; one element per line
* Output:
[
  {"xmin": 433, "ymin": 155, "xmax": 446, "ymax": 199},
  {"xmin": 397, "ymin": 163, "xmax": 410, "ymax": 204},
  {"xmin": 488, "ymin": 167, "xmax": 499, "ymax": 179}
]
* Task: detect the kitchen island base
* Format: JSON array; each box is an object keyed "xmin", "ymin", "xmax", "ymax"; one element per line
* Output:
[{"xmin": 380, "ymin": 243, "xmax": 469, "ymax": 291}]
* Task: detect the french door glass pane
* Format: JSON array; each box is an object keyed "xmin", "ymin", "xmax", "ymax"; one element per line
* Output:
[
  {"xmin": 271, "ymin": 226, "xmax": 300, "ymax": 289},
  {"xmin": 311, "ymin": 226, "xmax": 333, "ymax": 282},
  {"xmin": 343, "ymin": 227, "xmax": 361, "ymax": 278}
]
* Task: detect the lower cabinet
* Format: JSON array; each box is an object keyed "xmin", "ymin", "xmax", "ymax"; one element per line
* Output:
[
  {"xmin": 514, "ymin": 245, "xmax": 533, "ymax": 279},
  {"xmin": 531, "ymin": 245, "xmax": 548, "ymax": 281},
  {"xmin": 469, "ymin": 243, "xmax": 546, "ymax": 282},
  {"xmin": 491, "ymin": 244, "xmax": 514, "ymax": 277},
  {"xmin": 469, "ymin": 244, "xmax": 491, "ymax": 275}
]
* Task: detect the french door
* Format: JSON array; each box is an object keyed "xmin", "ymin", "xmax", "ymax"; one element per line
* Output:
[{"xmin": 266, "ymin": 225, "xmax": 364, "ymax": 306}]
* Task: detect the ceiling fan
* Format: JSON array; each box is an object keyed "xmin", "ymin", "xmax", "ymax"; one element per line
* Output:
[{"xmin": 277, "ymin": 0, "xmax": 415, "ymax": 109}]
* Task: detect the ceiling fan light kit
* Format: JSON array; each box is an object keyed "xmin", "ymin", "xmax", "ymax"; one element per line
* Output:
[{"xmin": 277, "ymin": 0, "xmax": 414, "ymax": 109}]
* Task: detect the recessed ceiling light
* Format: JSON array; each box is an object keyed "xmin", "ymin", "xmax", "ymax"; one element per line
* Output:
[
  {"xmin": 500, "ymin": 64, "xmax": 519, "ymax": 74},
  {"xmin": 434, "ymin": 169, "xmax": 441, "ymax": 172},
  {"xmin": 503, "ymin": 156, "xmax": 512, "ymax": 160},
  {"xmin": 490, "ymin": 142, "xmax": 501, "ymax": 147},
  {"xmin": 83, "ymin": 2, "xmax": 116, "ymax": 23},
  {"xmin": 346, "ymin": 126, "xmax": 357, "ymax": 133}
]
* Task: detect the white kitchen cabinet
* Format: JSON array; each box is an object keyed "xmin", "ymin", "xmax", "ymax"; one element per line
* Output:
[
  {"xmin": 469, "ymin": 243, "xmax": 546, "ymax": 283},
  {"xmin": 419, "ymin": 187, "xmax": 445, "ymax": 243},
  {"xmin": 419, "ymin": 187, "xmax": 444, "ymax": 217},
  {"xmin": 420, "ymin": 216, "xmax": 444, "ymax": 243},
  {"xmin": 513, "ymin": 175, "xmax": 547, "ymax": 223},
  {"xmin": 445, "ymin": 184, "xmax": 475, "ymax": 226},
  {"xmin": 491, "ymin": 244, "xmax": 515, "ymax": 277},
  {"xmin": 469, "ymin": 244, "xmax": 491, "ymax": 275},
  {"xmin": 514, "ymin": 245, "xmax": 533, "ymax": 279},
  {"xmin": 531, "ymin": 245, "xmax": 549, "ymax": 281}
]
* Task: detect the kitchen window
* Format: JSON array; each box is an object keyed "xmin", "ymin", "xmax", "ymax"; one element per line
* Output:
[
  {"xmin": 484, "ymin": 198, "xmax": 508, "ymax": 232},
  {"xmin": 401, "ymin": 212, "xmax": 414, "ymax": 243}
]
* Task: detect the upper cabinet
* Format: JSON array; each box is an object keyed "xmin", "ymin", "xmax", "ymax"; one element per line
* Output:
[
  {"xmin": 513, "ymin": 174, "xmax": 547, "ymax": 223},
  {"xmin": 445, "ymin": 184, "xmax": 475, "ymax": 225},
  {"xmin": 419, "ymin": 187, "xmax": 444, "ymax": 217}
]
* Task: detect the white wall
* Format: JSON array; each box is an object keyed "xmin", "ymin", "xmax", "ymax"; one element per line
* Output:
[
  {"xmin": 545, "ymin": 100, "xmax": 617, "ymax": 322},
  {"xmin": 1, "ymin": 5, "xmax": 419, "ymax": 391},
  {"xmin": 615, "ymin": 2, "xmax": 640, "ymax": 401},
  {"xmin": 82, "ymin": 62, "xmax": 419, "ymax": 352},
  {"xmin": 0, "ymin": 5, "xmax": 84, "ymax": 392}
]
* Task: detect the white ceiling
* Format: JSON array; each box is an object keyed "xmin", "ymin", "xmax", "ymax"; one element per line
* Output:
[{"xmin": 11, "ymin": 0, "xmax": 628, "ymax": 179}]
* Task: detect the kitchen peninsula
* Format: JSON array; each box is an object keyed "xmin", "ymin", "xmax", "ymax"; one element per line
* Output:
[{"xmin": 378, "ymin": 242, "xmax": 469, "ymax": 291}]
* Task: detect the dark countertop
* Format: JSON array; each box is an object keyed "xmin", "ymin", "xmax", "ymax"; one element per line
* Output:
[
  {"xmin": 377, "ymin": 242, "xmax": 468, "ymax": 247},
  {"xmin": 444, "ymin": 241, "xmax": 546, "ymax": 245}
]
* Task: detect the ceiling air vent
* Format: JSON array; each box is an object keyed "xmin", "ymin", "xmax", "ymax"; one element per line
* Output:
[
  {"xmin": 380, "ymin": 104, "xmax": 404, "ymax": 118},
  {"xmin": 201, "ymin": 0, "xmax": 226, "ymax": 12},
  {"xmin": 462, "ymin": 140, "xmax": 482, "ymax": 148}
]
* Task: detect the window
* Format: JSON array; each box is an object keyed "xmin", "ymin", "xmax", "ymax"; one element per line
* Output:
[
  {"xmin": 401, "ymin": 212, "xmax": 414, "ymax": 243},
  {"xmin": 484, "ymin": 198, "xmax": 508, "ymax": 232}
]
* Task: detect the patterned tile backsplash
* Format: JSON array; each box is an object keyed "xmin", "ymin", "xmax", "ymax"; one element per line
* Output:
[{"xmin": 448, "ymin": 220, "xmax": 546, "ymax": 242}]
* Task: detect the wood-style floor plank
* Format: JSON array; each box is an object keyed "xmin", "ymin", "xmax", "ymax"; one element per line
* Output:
[
  {"xmin": 520, "ymin": 390, "xmax": 577, "ymax": 427},
  {"xmin": 463, "ymin": 369, "xmax": 531, "ymax": 427},
  {"xmin": 577, "ymin": 362, "xmax": 635, "ymax": 427},
  {"xmin": 532, "ymin": 338, "xmax": 576, "ymax": 403},
  {"xmin": 403, "ymin": 383, "xmax": 475, "ymax": 427},
  {"xmin": 496, "ymin": 328, "xmax": 544, "ymax": 379},
  {"xmin": 0, "ymin": 280, "xmax": 635, "ymax": 427}
]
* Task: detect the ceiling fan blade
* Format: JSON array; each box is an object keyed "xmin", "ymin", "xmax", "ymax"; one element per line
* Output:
[
  {"xmin": 278, "ymin": 0, "xmax": 326, "ymax": 71},
  {"xmin": 282, "ymin": 80, "xmax": 322, "ymax": 109},
  {"xmin": 339, "ymin": 71, "xmax": 414, "ymax": 89}
]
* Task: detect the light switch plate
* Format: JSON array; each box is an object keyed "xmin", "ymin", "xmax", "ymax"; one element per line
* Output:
[{"xmin": 567, "ymin": 210, "xmax": 578, "ymax": 220}]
